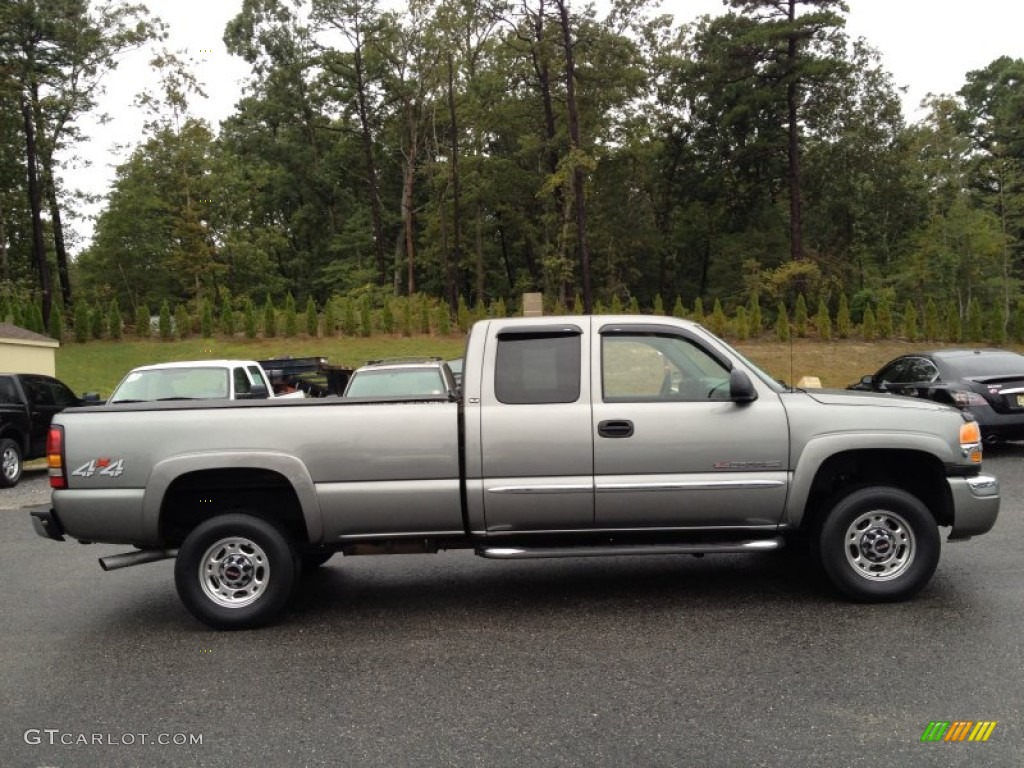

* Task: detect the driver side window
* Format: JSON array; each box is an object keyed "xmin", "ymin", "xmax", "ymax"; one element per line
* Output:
[{"xmin": 602, "ymin": 334, "xmax": 730, "ymax": 402}]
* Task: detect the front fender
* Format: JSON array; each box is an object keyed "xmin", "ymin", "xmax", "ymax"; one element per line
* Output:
[
  {"xmin": 142, "ymin": 451, "xmax": 323, "ymax": 544},
  {"xmin": 784, "ymin": 431, "xmax": 955, "ymax": 528}
]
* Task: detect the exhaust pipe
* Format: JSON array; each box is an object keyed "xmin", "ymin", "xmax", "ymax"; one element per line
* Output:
[{"xmin": 99, "ymin": 548, "xmax": 178, "ymax": 571}]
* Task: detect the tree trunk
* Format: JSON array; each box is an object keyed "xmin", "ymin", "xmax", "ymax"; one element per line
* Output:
[
  {"xmin": 354, "ymin": 46, "xmax": 387, "ymax": 285},
  {"xmin": 786, "ymin": 0, "xmax": 804, "ymax": 262},
  {"xmin": 555, "ymin": 0, "xmax": 592, "ymax": 313},
  {"xmin": 20, "ymin": 94, "xmax": 51, "ymax": 325},
  {"xmin": 447, "ymin": 52, "xmax": 461, "ymax": 311}
]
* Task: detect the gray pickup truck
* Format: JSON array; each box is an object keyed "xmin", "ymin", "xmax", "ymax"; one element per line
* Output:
[{"xmin": 31, "ymin": 316, "xmax": 1000, "ymax": 629}]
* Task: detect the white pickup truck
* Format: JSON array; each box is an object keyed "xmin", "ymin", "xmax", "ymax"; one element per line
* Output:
[
  {"xmin": 106, "ymin": 359, "xmax": 296, "ymax": 402},
  {"xmin": 31, "ymin": 316, "xmax": 1000, "ymax": 629}
]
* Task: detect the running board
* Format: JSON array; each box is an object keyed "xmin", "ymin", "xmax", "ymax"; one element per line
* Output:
[{"xmin": 476, "ymin": 537, "xmax": 784, "ymax": 560}]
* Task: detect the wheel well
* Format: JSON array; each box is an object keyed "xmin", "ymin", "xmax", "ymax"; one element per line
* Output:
[
  {"xmin": 159, "ymin": 468, "xmax": 308, "ymax": 546},
  {"xmin": 801, "ymin": 450, "xmax": 952, "ymax": 532}
]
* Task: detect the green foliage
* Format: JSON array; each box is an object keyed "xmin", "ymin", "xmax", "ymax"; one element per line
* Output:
[
  {"xmin": 923, "ymin": 298, "xmax": 940, "ymax": 342},
  {"xmin": 968, "ymin": 298, "xmax": 984, "ymax": 342},
  {"xmin": 748, "ymin": 295, "xmax": 762, "ymax": 336},
  {"xmin": 159, "ymin": 301, "xmax": 172, "ymax": 340},
  {"xmin": 775, "ymin": 302, "xmax": 790, "ymax": 342},
  {"xmin": 48, "ymin": 308, "xmax": 64, "ymax": 341},
  {"xmin": 902, "ymin": 301, "xmax": 918, "ymax": 342},
  {"xmin": 135, "ymin": 305, "xmax": 150, "ymax": 339},
  {"xmin": 457, "ymin": 296, "xmax": 470, "ymax": 332},
  {"xmin": 323, "ymin": 298, "xmax": 336, "ymax": 337},
  {"xmin": 710, "ymin": 299, "xmax": 727, "ymax": 336},
  {"xmin": 200, "ymin": 299, "xmax": 214, "ymax": 338},
  {"xmin": 220, "ymin": 301, "xmax": 236, "ymax": 336},
  {"xmin": 263, "ymin": 295, "xmax": 277, "ymax": 338},
  {"xmin": 628, "ymin": 296, "xmax": 639, "ymax": 314},
  {"xmin": 692, "ymin": 297, "xmax": 704, "ymax": 320},
  {"xmin": 836, "ymin": 293, "xmax": 851, "ymax": 339},
  {"xmin": 175, "ymin": 304, "xmax": 191, "ymax": 340},
  {"xmin": 380, "ymin": 300, "xmax": 395, "ymax": 334},
  {"xmin": 944, "ymin": 301, "xmax": 962, "ymax": 343},
  {"xmin": 74, "ymin": 302, "xmax": 90, "ymax": 343},
  {"xmin": 988, "ymin": 303, "xmax": 1007, "ymax": 345},
  {"xmin": 492, "ymin": 297, "xmax": 508, "ymax": 320},
  {"xmin": 876, "ymin": 299, "xmax": 893, "ymax": 340},
  {"xmin": 652, "ymin": 294, "xmax": 665, "ymax": 316},
  {"xmin": 283, "ymin": 293, "xmax": 298, "ymax": 338},
  {"xmin": 572, "ymin": 295, "xmax": 584, "ymax": 315},
  {"xmin": 26, "ymin": 302, "xmax": 44, "ymax": 334},
  {"xmin": 342, "ymin": 299, "xmax": 357, "ymax": 337},
  {"xmin": 611, "ymin": 295, "xmax": 624, "ymax": 314},
  {"xmin": 793, "ymin": 293, "xmax": 808, "ymax": 338},
  {"xmin": 436, "ymin": 301, "xmax": 452, "ymax": 335},
  {"xmin": 1014, "ymin": 300, "xmax": 1024, "ymax": 343},
  {"xmin": 816, "ymin": 298, "xmax": 832, "ymax": 341},
  {"xmin": 243, "ymin": 298, "xmax": 257, "ymax": 339},
  {"xmin": 861, "ymin": 305, "xmax": 876, "ymax": 341},
  {"xmin": 418, "ymin": 298, "xmax": 431, "ymax": 335},
  {"xmin": 109, "ymin": 300, "xmax": 123, "ymax": 340},
  {"xmin": 306, "ymin": 296, "xmax": 319, "ymax": 337},
  {"xmin": 400, "ymin": 298, "xmax": 412, "ymax": 337},
  {"xmin": 672, "ymin": 296, "xmax": 686, "ymax": 319},
  {"xmin": 734, "ymin": 306, "xmax": 749, "ymax": 340},
  {"xmin": 90, "ymin": 302, "xmax": 106, "ymax": 340},
  {"xmin": 359, "ymin": 297, "xmax": 372, "ymax": 337}
]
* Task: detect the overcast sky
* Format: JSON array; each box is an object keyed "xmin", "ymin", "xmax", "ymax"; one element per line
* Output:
[{"xmin": 63, "ymin": 0, "xmax": 1024, "ymax": 249}]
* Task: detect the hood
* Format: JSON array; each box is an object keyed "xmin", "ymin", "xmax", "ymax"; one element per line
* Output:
[{"xmin": 802, "ymin": 388, "xmax": 955, "ymax": 413}]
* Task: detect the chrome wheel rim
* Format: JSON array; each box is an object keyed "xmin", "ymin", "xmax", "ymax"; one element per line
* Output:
[
  {"xmin": 844, "ymin": 509, "xmax": 915, "ymax": 581},
  {"xmin": 2, "ymin": 446, "xmax": 18, "ymax": 480},
  {"xmin": 198, "ymin": 536, "xmax": 270, "ymax": 608}
]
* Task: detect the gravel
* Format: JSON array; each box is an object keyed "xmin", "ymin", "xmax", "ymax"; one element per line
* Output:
[{"xmin": 0, "ymin": 465, "xmax": 51, "ymax": 510}]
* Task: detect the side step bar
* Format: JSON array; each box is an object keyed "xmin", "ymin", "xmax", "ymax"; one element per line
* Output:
[{"xmin": 476, "ymin": 537, "xmax": 784, "ymax": 560}]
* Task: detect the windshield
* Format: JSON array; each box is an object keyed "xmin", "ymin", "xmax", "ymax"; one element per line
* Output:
[
  {"xmin": 109, "ymin": 367, "xmax": 230, "ymax": 402},
  {"xmin": 344, "ymin": 368, "xmax": 447, "ymax": 397}
]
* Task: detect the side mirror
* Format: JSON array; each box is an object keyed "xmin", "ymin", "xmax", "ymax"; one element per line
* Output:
[
  {"xmin": 80, "ymin": 392, "xmax": 103, "ymax": 404},
  {"xmin": 859, "ymin": 375, "xmax": 874, "ymax": 387},
  {"xmin": 729, "ymin": 369, "xmax": 758, "ymax": 404}
]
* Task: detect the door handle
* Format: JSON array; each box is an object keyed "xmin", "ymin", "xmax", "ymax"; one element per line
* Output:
[{"xmin": 598, "ymin": 420, "xmax": 634, "ymax": 438}]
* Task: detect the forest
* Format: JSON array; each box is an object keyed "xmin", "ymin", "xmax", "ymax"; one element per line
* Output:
[{"xmin": 1, "ymin": 0, "xmax": 1023, "ymax": 340}]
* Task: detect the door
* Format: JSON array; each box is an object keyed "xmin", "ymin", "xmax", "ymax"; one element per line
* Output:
[
  {"xmin": 478, "ymin": 323, "xmax": 594, "ymax": 532},
  {"xmin": 591, "ymin": 325, "xmax": 789, "ymax": 530}
]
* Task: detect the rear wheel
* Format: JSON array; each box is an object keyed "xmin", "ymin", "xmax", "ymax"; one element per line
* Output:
[
  {"xmin": 0, "ymin": 438, "xmax": 23, "ymax": 488},
  {"xmin": 816, "ymin": 486, "xmax": 940, "ymax": 602},
  {"xmin": 174, "ymin": 514, "xmax": 297, "ymax": 629}
]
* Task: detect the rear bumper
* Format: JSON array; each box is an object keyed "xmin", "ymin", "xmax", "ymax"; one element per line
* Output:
[
  {"xmin": 946, "ymin": 474, "xmax": 999, "ymax": 540},
  {"xmin": 29, "ymin": 506, "xmax": 65, "ymax": 542},
  {"xmin": 967, "ymin": 405, "xmax": 1024, "ymax": 440}
]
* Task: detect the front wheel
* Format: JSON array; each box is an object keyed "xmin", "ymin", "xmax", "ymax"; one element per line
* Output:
[
  {"xmin": 0, "ymin": 438, "xmax": 23, "ymax": 488},
  {"xmin": 816, "ymin": 486, "xmax": 940, "ymax": 602},
  {"xmin": 174, "ymin": 514, "xmax": 297, "ymax": 629}
]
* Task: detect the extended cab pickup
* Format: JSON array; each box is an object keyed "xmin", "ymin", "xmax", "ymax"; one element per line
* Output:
[
  {"xmin": 30, "ymin": 316, "xmax": 1000, "ymax": 629},
  {"xmin": 1, "ymin": 372, "xmax": 92, "ymax": 487}
]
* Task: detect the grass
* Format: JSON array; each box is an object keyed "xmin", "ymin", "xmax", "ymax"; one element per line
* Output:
[{"xmin": 54, "ymin": 331, "xmax": 1022, "ymax": 397}]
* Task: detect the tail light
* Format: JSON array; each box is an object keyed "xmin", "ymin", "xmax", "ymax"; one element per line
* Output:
[
  {"xmin": 953, "ymin": 390, "xmax": 987, "ymax": 407},
  {"xmin": 47, "ymin": 426, "xmax": 67, "ymax": 489}
]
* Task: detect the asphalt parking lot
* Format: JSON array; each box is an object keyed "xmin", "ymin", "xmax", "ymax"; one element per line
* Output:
[{"xmin": 2, "ymin": 454, "xmax": 1022, "ymax": 768}]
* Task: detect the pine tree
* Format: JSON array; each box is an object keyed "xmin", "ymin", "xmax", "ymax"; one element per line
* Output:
[
  {"xmin": 968, "ymin": 298, "xmax": 984, "ymax": 342},
  {"xmin": 862, "ymin": 305, "xmax": 876, "ymax": 341},
  {"xmin": 342, "ymin": 299, "xmax": 357, "ymax": 337},
  {"xmin": 220, "ymin": 301, "xmax": 236, "ymax": 336},
  {"xmin": 263, "ymin": 294, "xmax": 277, "ymax": 338},
  {"xmin": 816, "ymin": 298, "xmax": 831, "ymax": 341},
  {"xmin": 48, "ymin": 307, "xmax": 63, "ymax": 341},
  {"xmin": 135, "ymin": 304, "xmax": 150, "ymax": 338},
  {"xmin": 693, "ymin": 297, "xmax": 704, "ymax": 320},
  {"xmin": 418, "ymin": 297, "xmax": 431, "ymax": 335},
  {"xmin": 988, "ymin": 303, "xmax": 1007, "ymax": 345},
  {"xmin": 672, "ymin": 296, "xmax": 686, "ymax": 319},
  {"xmin": 923, "ymin": 298, "xmax": 940, "ymax": 342},
  {"xmin": 748, "ymin": 294, "xmax": 762, "ymax": 337},
  {"xmin": 1013, "ymin": 300, "xmax": 1024, "ymax": 343},
  {"xmin": 175, "ymin": 304, "xmax": 191, "ymax": 339},
  {"xmin": 776, "ymin": 302, "xmax": 790, "ymax": 341},
  {"xmin": 323, "ymin": 298, "xmax": 336, "ymax": 337},
  {"xmin": 283, "ymin": 293, "xmax": 297, "ymax": 337},
  {"xmin": 611, "ymin": 295, "xmax": 623, "ymax": 314},
  {"xmin": 401, "ymin": 298, "xmax": 412, "ymax": 336},
  {"xmin": 305, "ymin": 296, "xmax": 319, "ymax": 337},
  {"xmin": 877, "ymin": 298, "xmax": 893, "ymax": 340},
  {"xmin": 457, "ymin": 295, "xmax": 470, "ymax": 332},
  {"xmin": 75, "ymin": 302, "xmax": 90, "ymax": 343},
  {"xmin": 902, "ymin": 300, "xmax": 918, "ymax": 342},
  {"xmin": 652, "ymin": 294, "xmax": 665, "ymax": 316},
  {"xmin": 492, "ymin": 297, "xmax": 508, "ymax": 319},
  {"xmin": 735, "ymin": 306, "xmax": 749, "ymax": 340},
  {"xmin": 359, "ymin": 297, "xmax": 371, "ymax": 337},
  {"xmin": 836, "ymin": 293, "xmax": 851, "ymax": 339},
  {"xmin": 572, "ymin": 295, "xmax": 584, "ymax": 314},
  {"xmin": 243, "ymin": 298, "xmax": 257, "ymax": 339},
  {"xmin": 380, "ymin": 300, "xmax": 395, "ymax": 334},
  {"xmin": 200, "ymin": 299, "xmax": 214, "ymax": 338},
  {"xmin": 710, "ymin": 298, "xmax": 727, "ymax": 335},
  {"xmin": 109, "ymin": 300, "xmax": 123, "ymax": 340},
  {"xmin": 159, "ymin": 300, "xmax": 172, "ymax": 340},
  {"xmin": 90, "ymin": 302, "xmax": 105, "ymax": 339},
  {"xmin": 628, "ymin": 296, "xmax": 639, "ymax": 314},
  {"xmin": 944, "ymin": 301, "xmax": 961, "ymax": 343},
  {"xmin": 436, "ymin": 301, "xmax": 452, "ymax": 335},
  {"xmin": 793, "ymin": 293, "xmax": 808, "ymax": 337}
]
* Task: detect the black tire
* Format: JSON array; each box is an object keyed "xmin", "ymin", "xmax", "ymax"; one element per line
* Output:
[
  {"xmin": 0, "ymin": 438, "xmax": 23, "ymax": 488},
  {"xmin": 816, "ymin": 486, "xmax": 940, "ymax": 602},
  {"xmin": 174, "ymin": 514, "xmax": 297, "ymax": 630}
]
